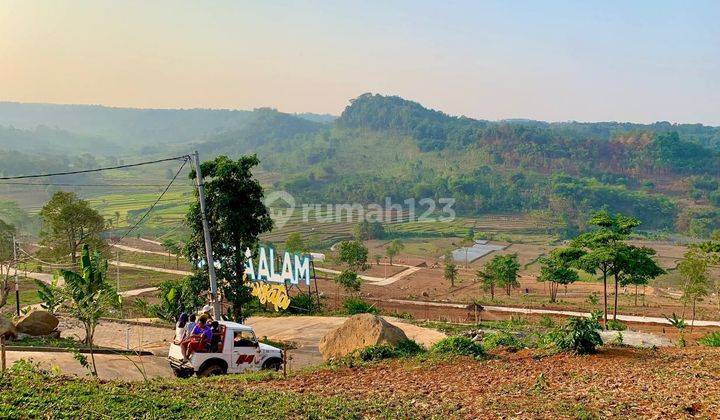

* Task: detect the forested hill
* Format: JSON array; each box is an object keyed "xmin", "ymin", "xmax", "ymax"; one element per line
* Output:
[
  {"xmin": 196, "ymin": 93, "xmax": 720, "ymax": 236},
  {"xmin": 2, "ymin": 94, "xmax": 720, "ymax": 237}
]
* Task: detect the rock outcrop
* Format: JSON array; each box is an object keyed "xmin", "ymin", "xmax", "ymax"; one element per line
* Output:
[
  {"xmin": 319, "ymin": 313, "xmax": 409, "ymax": 360},
  {"xmin": 14, "ymin": 310, "xmax": 59, "ymax": 336}
]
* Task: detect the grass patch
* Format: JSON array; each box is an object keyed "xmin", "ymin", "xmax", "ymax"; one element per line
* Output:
[
  {"xmin": 0, "ymin": 361, "xmax": 445, "ymax": 418},
  {"xmin": 8, "ymin": 336, "xmax": 85, "ymax": 349},
  {"xmin": 698, "ymin": 331, "xmax": 720, "ymax": 347},
  {"xmin": 430, "ymin": 336, "xmax": 485, "ymax": 358}
]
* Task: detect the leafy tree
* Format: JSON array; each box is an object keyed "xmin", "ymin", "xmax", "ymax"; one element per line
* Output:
[
  {"xmin": 538, "ymin": 247, "xmax": 585, "ymax": 303},
  {"xmin": 373, "ymin": 254, "xmax": 381, "ymax": 266},
  {"xmin": 385, "ymin": 239, "xmax": 404, "ymax": 265},
  {"xmin": 186, "ymin": 155, "xmax": 273, "ymax": 323},
  {"xmin": 444, "ymin": 260, "xmax": 459, "ymax": 288},
  {"xmin": 35, "ymin": 277, "xmax": 64, "ymax": 314},
  {"xmin": 574, "ymin": 210, "xmax": 640, "ymax": 326},
  {"xmin": 678, "ymin": 248, "xmax": 710, "ymax": 330},
  {"xmin": 616, "ymin": 246, "xmax": 665, "ymax": 307},
  {"xmin": 353, "ymin": 220, "xmax": 385, "ymax": 241},
  {"xmin": 151, "ymin": 275, "xmax": 206, "ymax": 321},
  {"xmin": 477, "ymin": 254, "xmax": 520, "ymax": 298},
  {"xmin": 39, "ymin": 191, "xmax": 106, "ymax": 265},
  {"xmin": 337, "ymin": 240, "xmax": 369, "ymax": 272},
  {"xmin": 284, "ymin": 232, "xmax": 305, "ymax": 254},
  {"xmin": 58, "ymin": 244, "xmax": 120, "ymax": 356},
  {"xmin": 334, "ymin": 269, "xmax": 362, "ymax": 293}
]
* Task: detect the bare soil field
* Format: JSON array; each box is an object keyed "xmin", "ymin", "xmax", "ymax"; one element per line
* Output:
[{"xmin": 255, "ymin": 346, "xmax": 720, "ymax": 418}]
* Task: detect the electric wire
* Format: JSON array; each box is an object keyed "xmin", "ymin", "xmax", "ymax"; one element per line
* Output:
[
  {"xmin": 114, "ymin": 156, "xmax": 190, "ymax": 243},
  {"xmin": 0, "ymin": 155, "xmax": 190, "ymax": 180}
]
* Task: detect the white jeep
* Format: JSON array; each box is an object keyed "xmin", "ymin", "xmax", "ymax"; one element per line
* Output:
[{"xmin": 168, "ymin": 320, "xmax": 284, "ymax": 377}]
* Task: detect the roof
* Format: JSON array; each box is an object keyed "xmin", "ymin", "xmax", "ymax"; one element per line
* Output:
[{"xmin": 218, "ymin": 320, "xmax": 254, "ymax": 331}]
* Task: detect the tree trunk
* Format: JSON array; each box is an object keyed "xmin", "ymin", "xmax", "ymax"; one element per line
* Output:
[
  {"xmin": 613, "ymin": 273, "xmax": 619, "ymax": 321},
  {"xmin": 490, "ymin": 284, "xmax": 495, "ymax": 300},
  {"xmin": 635, "ymin": 284, "xmax": 638, "ymax": 306},
  {"xmin": 691, "ymin": 299, "xmax": 696, "ymax": 333},
  {"xmin": 602, "ymin": 271, "xmax": 608, "ymax": 328}
]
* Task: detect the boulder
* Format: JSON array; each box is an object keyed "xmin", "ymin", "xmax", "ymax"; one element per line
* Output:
[
  {"xmin": 319, "ymin": 313, "xmax": 409, "ymax": 360},
  {"xmin": 14, "ymin": 310, "xmax": 59, "ymax": 336},
  {"xmin": 0, "ymin": 318, "xmax": 17, "ymax": 339}
]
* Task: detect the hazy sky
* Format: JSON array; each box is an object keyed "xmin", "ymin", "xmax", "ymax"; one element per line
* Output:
[{"xmin": 1, "ymin": 0, "xmax": 719, "ymax": 124}]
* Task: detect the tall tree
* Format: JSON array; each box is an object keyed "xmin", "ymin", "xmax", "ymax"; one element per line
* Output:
[
  {"xmin": 574, "ymin": 210, "xmax": 639, "ymax": 326},
  {"xmin": 538, "ymin": 247, "xmax": 585, "ymax": 303},
  {"xmin": 477, "ymin": 254, "xmax": 520, "ymax": 298},
  {"xmin": 385, "ymin": 239, "xmax": 404, "ymax": 265},
  {"xmin": 337, "ymin": 240, "xmax": 369, "ymax": 272},
  {"xmin": 616, "ymin": 246, "xmax": 665, "ymax": 308},
  {"xmin": 444, "ymin": 260, "xmax": 458, "ymax": 288},
  {"xmin": 678, "ymin": 247, "xmax": 710, "ymax": 330},
  {"xmin": 186, "ymin": 155, "xmax": 273, "ymax": 322},
  {"xmin": 39, "ymin": 191, "xmax": 106, "ymax": 265}
]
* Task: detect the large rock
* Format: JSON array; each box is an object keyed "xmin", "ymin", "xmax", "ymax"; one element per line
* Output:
[
  {"xmin": 0, "ymin": 318, "xmax": 17, "ymax": 339},
  {"xmin": 319, "ymin": 313, "xmax": 409, "ymax": 360},
  {"xmin": 14, "ymin": 310, "xmax": 59, "ymax": 336}
]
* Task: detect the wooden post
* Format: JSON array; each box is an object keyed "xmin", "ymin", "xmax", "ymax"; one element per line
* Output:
[
  {"xmin": 1, "ymin": 336, "xmax": 5, "ymax": 373},
  {"xmin": 282, "ymin": 342, "xmax": 287, "ymax": 379}
]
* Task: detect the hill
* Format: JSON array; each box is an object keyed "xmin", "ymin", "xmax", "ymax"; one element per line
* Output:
[
  {"xmin": 2, "ymin": 94, "xmax": 720, "ymax": 237},
  {"xmin": 193, "ymin": 93, "xmax": 719, "ymax": 235}
]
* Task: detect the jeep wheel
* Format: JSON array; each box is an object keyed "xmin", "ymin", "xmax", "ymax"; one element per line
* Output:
[
  {"xmin": 172, "ymin": 368, "xmax": 193, "ymax": 379},
  {"xmin": 197, "ymin": 363, "xmax": 226, "ymax": 377},
  {"xmin": 262, "ymin": 358, "xmax": 283, "ymax": 371}
]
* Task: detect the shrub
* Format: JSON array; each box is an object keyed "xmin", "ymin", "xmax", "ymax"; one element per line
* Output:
[
  {"xmin": 395, "ymin": 339, "xmax": 426, "ymax": 356},
  {"xmin": 358, "ymin": 344, "xmax": 398, "ymax": 361},
  {"xmin": 606, "ymin": 319, "xmax": 627, "ymax": 331},
  {"xmin": 554, "ymin": 314, "xmax": 603, "ymax": 354},
  {"xmin": 287, "ymin": 292, "xmax": 322, "ymax": 314},
  {"xmin": 698, "ymin": 331, "xmax": 720, "ymax": 347},
  {"xmin": 483, "ymin": 332, "xmax": 524, "ymax": 352},
  {"xmin": 430, "ymin": 336, "xmax": 485, "ymax": 357},
  {"xmin": 343, "ymin": 297, "xmax": 379, "ymax": 315},
  {"xmin": 539, "ymin": 315, "xmax": 555, "ymax": 328}
]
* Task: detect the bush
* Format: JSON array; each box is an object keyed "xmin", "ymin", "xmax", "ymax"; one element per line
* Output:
[
  {"xmin": 698, "ymin": 331, "xmax": 720, "ymax": 347},
  {"xmin": 553, "ymin": 314, "xmax": 603, "ymax": 354},
  {"xmin": 343, "ymin": 297, "xmax": 379, "ymax": 315},
  {"xmin": 430, "ymin": 336, "xmax": 485, "ymax": 357},
  {"xmin": 483, "ymin": 332, "xmax": 524, "ymax": 352},
  {"xmin": 358, "ymin": 344, "xmax": 398, "ymax": 361},
  {"xmin": 606, "ymin": 319, "xmax": 627, "ymax": 331},
  {"xmin": 395, "ymin": 339, "xmax": 426, "ymax": 356},
  {"xmin": 287, "ymin": 292, "xmax": 322, "ymax": 314}
]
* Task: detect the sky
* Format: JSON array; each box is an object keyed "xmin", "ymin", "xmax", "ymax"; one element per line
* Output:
[{"xmin": 1, "ymin": 0, "xmax": 719, "ymax": 125}]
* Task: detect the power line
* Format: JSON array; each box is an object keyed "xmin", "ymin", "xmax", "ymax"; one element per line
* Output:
[
  {"xmin": 0, "ymin": 155, "xmax": 190, "ymax": 180},
  {"xmin": 0, "ymin": 181, "xmax": 192, "ymax": 187},
  {"xmin": 115, "ymin": 157, "xmax": 190, "ymax": 243}
]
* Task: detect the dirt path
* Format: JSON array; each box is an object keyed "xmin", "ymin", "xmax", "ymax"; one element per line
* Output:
[
  {"xmin": 108, "ymin": 260, "xmax": 191, "ymax": 276},
  {"xmin": 313, "ymin": 265, "xmax": 421, "ymax": 285},
  {"xmin": 111, "ymin": 243, "xmax": 177, "ymax": 257},
  {"xmin": 385, "ymin": 298, "xmax": 720, "ymax": 327}
]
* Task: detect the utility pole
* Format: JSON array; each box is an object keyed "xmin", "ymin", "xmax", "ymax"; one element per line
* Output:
[
  {"xmin": 192, "ymin": 151, "xmax": 222, "ymax": 319},
  {"xmin": 12, "ymin": 235, "xmax": 19, "ymax": 317}
]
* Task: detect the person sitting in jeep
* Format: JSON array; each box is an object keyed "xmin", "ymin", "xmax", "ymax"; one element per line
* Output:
[{"xmin": 180, "ymin": 315, "xmax": 212, "ymax": 361}]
